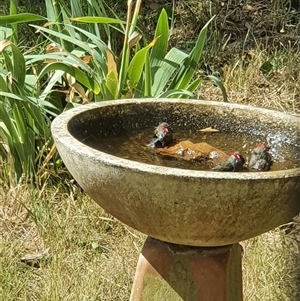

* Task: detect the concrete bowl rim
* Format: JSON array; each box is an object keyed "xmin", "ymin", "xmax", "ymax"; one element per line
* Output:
[{"xmin": 51, "ymin": 98, "xmax": 300, "ymax": 181}]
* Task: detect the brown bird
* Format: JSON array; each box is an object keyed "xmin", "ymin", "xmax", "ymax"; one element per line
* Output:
[
  {"xmin": 212, "ymin": 151, "xmax": 245, "ymax": 172},
  {"xmin": 149, "ymin": 122, "xmax": 174, "ymax": 148},
  {"xmin": 249, "ymin": 143, "xmax": 272, "ymax": 171}
]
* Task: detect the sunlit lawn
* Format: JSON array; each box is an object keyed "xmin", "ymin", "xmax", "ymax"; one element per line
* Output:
[
  {"xmin": 1, "ymin": 181, "xmax": 300, "ymax": 301},
  {"xmin": 1, "ymin": 1, "xmax": 300, "ymax": 298}
]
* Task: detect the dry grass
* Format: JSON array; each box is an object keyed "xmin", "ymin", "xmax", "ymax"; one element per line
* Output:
[
  {"xmin": 199, "ymin": 47, "xmax": 300, "ymax": 114},
  {"xmin": 1, "ymin": 182, "xmax": 300, "ymax": 301},
  {"xmin": 1, "ymin": 1, "xmax": 300, "ymax": 300},
  {"xmin": 143, "ymin": 0, "xmax": 300, "ymax": 114},
  {"xmin": 169, "ymin": 0, "xmax": 300, "ymax": 57},
  {"xmin": 242, "ymin": 229, "xmax": 300, "ymax": 301},
  {"xmin": 0, "ymin": 184, "xmax": 144, "ymax": 301}
]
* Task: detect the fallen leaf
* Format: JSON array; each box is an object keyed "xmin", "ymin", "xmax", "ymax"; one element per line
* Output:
[
  {"xmin": 20, "ymin": 248, "xmax": 50, "ymax": 268},
  {"xmin": 199, "ymin": 127, "xmax": 219, "ymax": 132}
]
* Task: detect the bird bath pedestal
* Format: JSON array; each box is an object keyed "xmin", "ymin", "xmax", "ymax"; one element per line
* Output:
[
  {"xmin": 51, "ymin": 99, "xmax": 300, "ymax": 301},
  {"xmin": 130, "ymin": 238, "xmax": 243, "ymax": 301}
]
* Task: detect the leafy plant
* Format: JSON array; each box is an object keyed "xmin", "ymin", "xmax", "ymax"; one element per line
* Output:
[
  {"xmin": 0, "ymin": 0, "xmax": 228, "ymax": 183},
  {"xmin": 27, "ymin": 0, "xmax": 227, "ymax": 102},
  {"xmin": 0, "ymin": 39, "xmax": 53, "ymax": 184}
]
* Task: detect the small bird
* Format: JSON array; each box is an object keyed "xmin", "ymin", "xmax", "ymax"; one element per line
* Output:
[
  {"xmin": 149, "ymin": 122, "xmax": 173, "ymax": 148},
  {"xmin": 249, "ymin": 143, "xmax": 272, "ymax": 171},
  {"xmin": 212, "ymin": 151, "xmax": 245, "ymax": 172}
]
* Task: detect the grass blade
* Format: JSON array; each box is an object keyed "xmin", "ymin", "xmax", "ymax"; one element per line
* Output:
[
  {"xmin": 207, "ymin": 75, "xmax": 228, "ymax": 102},
  {"xmin": 70, "ymin": 16, "xmax": 126, "ymax": 25},
  {"xmin": 144, "ymin": 52, "xmax": 151, "ymax": 97},
  {"xmin": 158, "ymin": 89, "xmax": 194, "ymax": 98},
  {"xmin": 0, "ymin": 13, "xmax": 46, "ymax": 25}
]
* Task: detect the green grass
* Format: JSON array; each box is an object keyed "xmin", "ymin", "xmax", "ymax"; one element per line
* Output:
[{"xmin": 1, "ymin": 183, "xmax": 300, "ymax": 301}]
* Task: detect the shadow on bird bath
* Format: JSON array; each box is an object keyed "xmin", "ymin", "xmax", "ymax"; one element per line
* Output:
[{"xmin": 51, "ymin": 99, "xmax": 300, "ymax": 301}]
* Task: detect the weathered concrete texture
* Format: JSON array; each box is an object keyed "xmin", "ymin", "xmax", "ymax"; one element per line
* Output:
[
  {"xmin": 51, "ymin": 99, "xmax": 300, "ymax": 246},
  {"xmin": 130, "ymin": 237, "xmax": 243, "ymax": 301}
]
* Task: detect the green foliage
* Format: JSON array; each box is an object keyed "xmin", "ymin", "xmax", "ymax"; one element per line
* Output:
[
  {"xmin": 0, "ymin": 0, "xmax": 227, "ymax": 183},
  {"xmin": 29, "ymin": 1, "xmax": 226, "ymax": 101},
  {"xmin": 0, "ymin": 40, "xmax": 52, "ymax": 183},
  {"xmin": 0, "ymin": 13, "xmax": 46, "ymax": 25},
  {"xmin": 9, "ymin": 0, "xmax": 18, "ymax": 43}
]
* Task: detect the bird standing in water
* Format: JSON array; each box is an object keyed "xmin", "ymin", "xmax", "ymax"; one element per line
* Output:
[
  {"xmin": 249, "ymin": 143, "xmax": 272, "ymax": 171},
  {"xmin": 149, "ymin": 122, "xmax": 173, "ymax": 148},
  {"xmin": 212, "ymin": 151, "xmax": 245, "ymax": 172}
]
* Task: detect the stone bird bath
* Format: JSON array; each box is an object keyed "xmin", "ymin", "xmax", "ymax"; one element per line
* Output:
[{"xmin": 51, "ymin": 99, "xmax": 300, "ymax": 301}]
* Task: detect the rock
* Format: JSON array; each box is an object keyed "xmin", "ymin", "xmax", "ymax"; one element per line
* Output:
[{"xmin": 153, "ymin": 140, "xmax": 229, "ymax": 167}]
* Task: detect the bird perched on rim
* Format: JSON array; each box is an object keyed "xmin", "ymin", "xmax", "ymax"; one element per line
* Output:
[
  {"xmin": 212, "ymin": 151, "xmax": 245, "ymax": 172},
  {"xmin": 149, "ymin": 122, "xmax": 173, "ymax": 148},
  {"xmin": 249, "ymin": 143, "xmax": 272, "ymax": 171}
]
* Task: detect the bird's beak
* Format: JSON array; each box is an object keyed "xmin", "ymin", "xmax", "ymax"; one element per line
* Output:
[{"xmin": 161, "ymin": 126, "xmax": 168, "ymax": 133}]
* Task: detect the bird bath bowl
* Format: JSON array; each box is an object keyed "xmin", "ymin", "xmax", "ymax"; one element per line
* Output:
[{"xmin": 51, "ymin": 99, "xmax": 300, "ymax": 301}]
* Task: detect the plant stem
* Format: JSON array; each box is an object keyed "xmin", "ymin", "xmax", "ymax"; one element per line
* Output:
[
  {"xmin": 118, "ymin": 0, "xmax": 134, "ymax": 95},
  {"xmin": 53, "ymin": 0, "xmax": 66, "ymax": 50},
  {"xmin": 9, "ymin": 0, "xmax": 18, "ymax": 44},
  {"xmin": 128, "ymin": 0, "xmax": 142, "ymax": 38}
]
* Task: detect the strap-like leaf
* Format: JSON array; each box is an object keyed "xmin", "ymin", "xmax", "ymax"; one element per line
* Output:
[
  {"xmin": 105, "ymin": 49, "xmax": 119, "ymax": 99},
  {"xmin": 38, "ymin": 62, "xmax": 101, "ymax": 94},
  {"xmin": 158, "ymin": 89, "xmax": 194, "ymax": 98},
  {"xmin": 151, "ymin": 47, "xmax": 188, "ymax": 96},
  {"xmin": 70, "ymin": 16, "xmax": 126, "ymax": 24},
  {"xmin": 0, "ymin": 13, "xmax": 46, "ymax": 25},
  {"xmin": 150, "ymin": 9, "xmax": 169, "ymax": 61},
  {"xmin": 207, "ymin": 75, "xmax": 228, "ymax": 102},
  {"xmin": 172, "ymin": 16, "xmax": 215, "ymax": 90},
  {"xmin": 0, "ymin": 40, "xmax": 26, "ymax": 89},
  {"xmin": 127, "ymin": 37, "xmax": 159, "ymax": 88}
]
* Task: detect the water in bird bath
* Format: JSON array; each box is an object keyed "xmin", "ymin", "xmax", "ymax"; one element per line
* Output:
[{"xmin": 84, "ymin": 128, "xmax": 300, "ymax": 171}]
